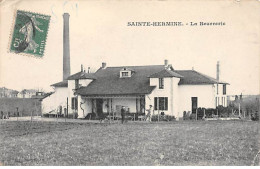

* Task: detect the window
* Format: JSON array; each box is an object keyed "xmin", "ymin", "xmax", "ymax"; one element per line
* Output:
[
  {"xmin": 121, "ymin": 72, "xmax": 129, "ymax": 77},
  {"xmin": 154, "ymin": 97, "xmax": 168, "ymax": 110},
  {"xmin": 217, "ymin": 84, "xmax": 219, "ymax": 95},
  {"xmin": 215, "ymin": 97, "xmax": 217, "ymax": 107},
  {"xmin": 223, "ymin": 84, "xmax": 226, "ymax": 95},
  {"xmin": 159, "ymin": 78, "xmax": 164, "ymax": 89},
  {"xmin": 75, "ymin": 79, "xmax": 79, "ymax": 89},
  {"xmin": 71, "ymin": 97, "xmax": 78, "ymax": 110}
]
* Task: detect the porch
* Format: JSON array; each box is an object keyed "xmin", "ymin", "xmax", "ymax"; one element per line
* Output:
[{"xmin": 78, "ymin": 95, "xmax": 146, "ymax": 120}]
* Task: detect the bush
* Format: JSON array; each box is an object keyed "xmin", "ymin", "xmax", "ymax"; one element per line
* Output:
[
  {"xmin": 251, "ymin": 111, "xmax": 259, "ymax": 121},
  {"xmin": 189, "ymin": 113, "xmax": 196, "ymax": 120},
  {"xmin": 151, "ymin": 114, "xmax": 176, "ymax": 122},
  {"xmin": 85, "ymin": 113, "xmax": 96, "ymax": 120},
  {"xmin": 183, "ymin": 111, "xmax": 191, "ymax": 120}
]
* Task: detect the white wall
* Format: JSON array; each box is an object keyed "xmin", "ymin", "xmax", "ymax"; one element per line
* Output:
[
  {"xmin": 79, "ymin": 79, "xmax": 93, "ymax": 87},
  {"xmin": 78, "ymin": 96, "xmax": 92, "ymax": 118},
  {"xmin": 68, "ymin": 79, "xmax": 93, "ymax": 114},
  {"xmin": 41, "ymin": 87, "xmax": 68, "ymax": 114},
  {"xmin": 146, "ymin": 77, "xmax": 180, "ymax": 118},
  {"xmin": 112, "ymin": 98, "xmax": 137, "ymax": 113},
  {"xmin": 214, "ymin": 84, "xmax": 228, "ymax": 107},
  {"xmin": 178, "ymin": 84, "xmax": 215, "ymax": 115},
  {"xmin": 68, "ymin": 80, "xmax": 75, "ymax": 114}
]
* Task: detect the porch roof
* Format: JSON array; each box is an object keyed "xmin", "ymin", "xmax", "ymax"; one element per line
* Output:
[{"xmin": 81, "ymin": 94, "xmax": 146, "ymax": 98}]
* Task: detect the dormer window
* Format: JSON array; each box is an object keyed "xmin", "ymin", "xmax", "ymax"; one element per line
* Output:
[
  {"xmin": 121, "ymin": 72, "xmax": 129, "ymax": 77},
  {"xmin": 120, "ymin": 68, "xmax": 134, "ymax": 78}
]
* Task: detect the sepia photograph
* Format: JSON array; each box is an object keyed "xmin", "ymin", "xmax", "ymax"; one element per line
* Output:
[{"xmin": 0, "ymin": 0, "xmax": 259, "ymax": 166}]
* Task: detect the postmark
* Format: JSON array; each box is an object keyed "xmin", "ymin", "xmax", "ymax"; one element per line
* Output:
[{"xmin": 10, "ymin": 10, "xmax": 51, "ymax": 57}]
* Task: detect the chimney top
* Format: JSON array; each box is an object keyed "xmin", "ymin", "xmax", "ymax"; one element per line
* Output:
[
  {"xmin": 81, "ymin": 64, "xmax": 84, "ymax": 72},
  {"xmin": 164, "ymin": 59, "xmax": 168, "ymax": 67},
  {"xmin": 63, "ymin": 13, "xmax": 70, "ymax": 17},
  {"xmin": 102, "ymin": 62, "xmax": 107, "ymax": 69}
]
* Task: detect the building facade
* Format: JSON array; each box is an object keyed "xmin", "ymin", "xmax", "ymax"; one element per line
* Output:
[{"xmin": 42, "ymin": 61, "xmax": 229, "ymax": 120}]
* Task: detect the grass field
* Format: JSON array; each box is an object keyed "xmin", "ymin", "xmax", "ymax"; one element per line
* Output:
[{"xmin": 0, "ymin": 120, "xmax": 259, "ymax": 166}]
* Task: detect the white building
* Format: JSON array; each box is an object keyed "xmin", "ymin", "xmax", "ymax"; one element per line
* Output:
[
  {"xmin": 42, "ymin": 60, "xmax": 229, "ymax": 120},
  {"xmin": 18, "ymin": 89, "xmax": 37, "ymax": 98}
]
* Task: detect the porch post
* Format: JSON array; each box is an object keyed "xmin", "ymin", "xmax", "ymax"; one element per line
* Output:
[
  {"xmin": 136, "ymin": 97, "xmax": 138, "ymax": 113},
  {"xmin": 107, "ymin": 98, "xmax": 109, "ymax": 114}
]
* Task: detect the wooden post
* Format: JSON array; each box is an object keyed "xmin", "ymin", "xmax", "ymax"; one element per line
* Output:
[
  {"xmin": 238, "ymin": 103, "xmax": 241, "ymax": 117},
  {"xmin": 112, "ymin": 110, "xmax": 114, "ymax": 121},
  {"xmin": 157, "ymin": 97, "xmax": 159, "ymax": 122},
  {"xmin": 134, "ymin": 114, "xmax": 135, "ymax": 122},
  {"xmin": 66, "ymin": 97, "xmax": 69, "ymax": 118},
  {"xmin": 196, "ymin": 109, "xmax": 197, "ymax": 121}
]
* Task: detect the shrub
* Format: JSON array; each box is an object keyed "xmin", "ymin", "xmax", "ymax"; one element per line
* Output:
[
  {"xmin": 151, "ymin": 114, "xmax": 176, "ymax": 122},
  {"xmin": 251, "ymin": 111, "xmax": 259, "ymax": 121},
  {"xmin": 85, "ymin": 113, "xmax": 96, "ymax": 120},
  {"xmin": 183, "ymin": 111, "xmax": 191, "ymax": 120},
  {"xmin": 189, "ymin": 113, "xmax": 196, "ymax": 120}
]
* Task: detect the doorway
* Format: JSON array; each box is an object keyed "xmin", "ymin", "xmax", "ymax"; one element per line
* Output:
[
  {"xmin": 191, "ymin": 97, "xmax": 198, "ymax": 114},
  {"xmin": 96, "ymin": 99, "xmax": 103, "ymax": 117}
]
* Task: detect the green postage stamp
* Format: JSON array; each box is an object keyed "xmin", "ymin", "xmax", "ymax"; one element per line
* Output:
[{"xmin": 10, "ymin": 10, "xmax": 51, "ymax": 57}]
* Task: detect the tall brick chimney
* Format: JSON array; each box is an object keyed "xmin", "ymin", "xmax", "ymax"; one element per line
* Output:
[{"xmin": 63, "ymin": 13, "xmax": 71, "ymax": 80}]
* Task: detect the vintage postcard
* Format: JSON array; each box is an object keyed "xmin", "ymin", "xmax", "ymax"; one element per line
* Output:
[{"xmin": 0, "ymin": 0, "xmax": 259, "ymax": 166}]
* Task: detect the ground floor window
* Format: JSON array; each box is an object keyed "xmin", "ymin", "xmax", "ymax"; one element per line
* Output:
[
  {"xmin": 71, "ymin": 97, "xmax": 78, "ymax": 110},
  {"xmin": 154, "ymin": 97, "xmax": 168, "ymax": 110}
]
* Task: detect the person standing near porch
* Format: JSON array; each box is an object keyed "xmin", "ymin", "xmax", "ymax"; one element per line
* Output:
[
  {"xmin": 146, "ymin": 105, "xmax": 153, "ymax": 122},
  {"xmin": 121, "ymin": 106, "xmax": 126, "ymax": 124}
]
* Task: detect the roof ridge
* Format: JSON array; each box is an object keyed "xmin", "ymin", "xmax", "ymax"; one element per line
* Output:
[
  {"xmin": 106, "ymin": 65, "xmax": 164, "ymax": 68},
  {"xmin": 149, "ymin": 68, "xmax": 183, "ymax": 78},
  {"xmin": 175, "ymin": 69, "xmax": 193, "ymax": 71}
]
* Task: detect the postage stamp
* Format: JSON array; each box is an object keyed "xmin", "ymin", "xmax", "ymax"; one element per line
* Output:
[{"xmin": 9, "ymin": 10, "xmax": 51, "ymax": 57}]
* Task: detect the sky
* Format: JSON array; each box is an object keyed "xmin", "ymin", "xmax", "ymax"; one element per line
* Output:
[{"xmin": 0, "ymin": 0, "xmax": 259, "ymax": 95}]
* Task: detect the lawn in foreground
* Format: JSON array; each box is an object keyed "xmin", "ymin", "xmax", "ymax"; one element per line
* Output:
[{"xmin": 0, "ymin": 120, "xmax": 259, "ymax": 165}]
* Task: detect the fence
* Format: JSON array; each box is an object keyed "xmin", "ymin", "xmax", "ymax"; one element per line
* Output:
[{"xmin": 183, "ymin": 105, "xmax": 259, "ymax": 121}]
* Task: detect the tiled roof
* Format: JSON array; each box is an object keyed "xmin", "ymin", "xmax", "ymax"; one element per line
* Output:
[
  {"xmin": 149, "ymin": 69, "xmax": 183, "ymax": 78},
  {"xmin": 38, "ymin": 92, "xmax": 54, "ymax": 100},
  {"xmin": 67, "ymin": 71, "xmax": 96, "ymax": 80},
  {"xmin": 75, "ymin": 65, "xmax": 165, "ymax": 96},
  {"xmin": 176, "ymin": 70, "xmax": 229, "ymax": 85},
  {"xmin": 51, "ymin": 80, "xmax": 68, "ymax": 87}
]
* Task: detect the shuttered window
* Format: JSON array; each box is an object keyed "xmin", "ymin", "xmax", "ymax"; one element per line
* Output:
[
  {"xmin": 223, "ymin": 84, "xmax": 226, "ymax": 95},
  {"xmin": 154, "ymin": 97, "xmax": 168, "ymax": 110},
  {"xmin": 159, "ymin": 78, "xmax": 164, "ymax": 89}
]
